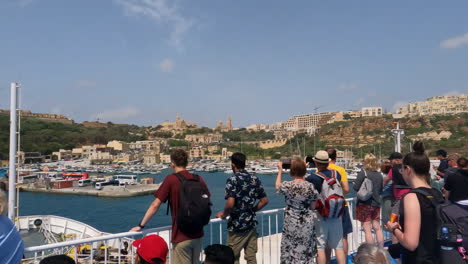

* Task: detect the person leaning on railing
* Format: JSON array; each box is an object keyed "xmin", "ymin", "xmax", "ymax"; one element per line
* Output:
[{"xmin": 0, "ymin": 190, "xmax": 24, "ymax": 264}]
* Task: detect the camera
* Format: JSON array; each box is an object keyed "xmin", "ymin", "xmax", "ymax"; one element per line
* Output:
[{"xmin": 281, "ymin": 159, "xmax": 291, "ymax": 170}]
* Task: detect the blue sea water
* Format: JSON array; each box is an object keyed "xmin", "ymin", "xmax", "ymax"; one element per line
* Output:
[{"xmin": 19, "ymin": 170, "xmax": 356, "ymax": 234}]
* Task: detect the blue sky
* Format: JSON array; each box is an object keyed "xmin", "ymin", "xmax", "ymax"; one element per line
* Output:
[{"xmin": 0, "ymin": 0, "xmax": 467, "ymax": 127}]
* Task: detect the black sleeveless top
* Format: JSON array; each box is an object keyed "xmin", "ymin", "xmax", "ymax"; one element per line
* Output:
[{"xmin": 399, "ymin": 187, "xmax": 443, "ymax": 264}]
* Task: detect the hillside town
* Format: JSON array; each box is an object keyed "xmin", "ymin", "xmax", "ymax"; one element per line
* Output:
[{"xmin": 0, "ymin": 93, "xmax": 466, "ymax": 168}]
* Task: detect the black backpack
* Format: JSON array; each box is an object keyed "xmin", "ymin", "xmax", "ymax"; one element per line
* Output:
[
  {"xmin": 412, "ymin": 189, "xmax": 468, "ymax": 263},
  {"xmin": 167, "ymin": 173, "xmax": 212, "ymax": 234}
]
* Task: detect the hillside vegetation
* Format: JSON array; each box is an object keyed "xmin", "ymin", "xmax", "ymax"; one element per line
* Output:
[{"xmin": 0, "ymin": 114, "xmax": 146, "ymax": 159}]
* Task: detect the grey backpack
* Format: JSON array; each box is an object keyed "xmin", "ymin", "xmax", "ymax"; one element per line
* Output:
[{"xmin": 357, "ymin": 170, "xmax": 373, "ymax": 201}]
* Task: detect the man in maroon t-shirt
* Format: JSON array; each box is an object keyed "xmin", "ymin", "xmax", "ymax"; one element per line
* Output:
[{"xmin": 130, "ymin": 149, "xmax": 210, "ymax": 264}]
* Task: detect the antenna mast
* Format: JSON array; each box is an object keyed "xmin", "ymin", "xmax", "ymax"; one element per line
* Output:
[{"xmin": 391, "ymin": 122, "xmax": 405, "ymax": 153}]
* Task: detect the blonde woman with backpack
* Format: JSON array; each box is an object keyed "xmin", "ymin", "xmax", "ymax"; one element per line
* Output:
[{"xmin": 353, "ymin": 154, "xmax": 384, "ymax": 248}]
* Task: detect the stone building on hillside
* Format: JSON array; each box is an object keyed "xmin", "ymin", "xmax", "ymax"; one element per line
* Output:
[
  {"xmin": 214, "ymin": 115, "xmax": 233, "ymax": 132},
  {"xmin": 185, "ymin": 133, "xmax": 223, "ymax": 145},
  {"xmin": 397, "ymin": 94, "xmax": 468, "ymax": 117},
  {"xmin": 158, "ymin": 114, "xmax": 198, "ymax": 133}
]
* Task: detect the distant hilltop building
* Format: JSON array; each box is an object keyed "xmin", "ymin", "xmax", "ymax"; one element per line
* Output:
[
  {"xmin": 0, "ymin": 109, "xmax": 73, "ymax": 124},
  {"xmin": 214, "ymin": 115, "xmax": 233, "ymax": 132},
  {"xmin": 158, "ymin": 113, "xmax": 198, "ymax": 133},
  {"xmin": 283, "ymin": 112, "xmax": 336, "ymax": 134},
  {"xmin": 396, "ymin": 94, "xmax": 468, "ymax": 117},
  {"xmin": 246, "ymin": 106, "xmax": 383, "ymax": 136},
  {"xmin": 361, "ymin": 107, "xmax": 383, "ymax": 117}
]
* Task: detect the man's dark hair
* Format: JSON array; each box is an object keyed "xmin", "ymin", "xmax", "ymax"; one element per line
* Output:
[
  {"xmin": 204, "ymin": 244, "xmax": 235, "ymax": 264},
  {"xmin": 315, "ymin": 162, "xmax": 328, "ymax": 171},
  {"xmin": 170, "ymin": 149, "xmax": 189, "ymax": 167},
  {"xmin": 39, "ymin": 255, "xmax": 76, "ymax": 264},
  {"xmin": 457, "ymin": 157, "xmax": 467, "ymax": 168},
  {"xmin": 231, "ymin": 152, "xmax": 246, "ymax": 169},
  {"xmin": 436, "ymin": 149, "xmax": 447, "ymax": 158},
  {"xmin": 325, "ymin": 148, "xmax": 337, "ymax": 161}
]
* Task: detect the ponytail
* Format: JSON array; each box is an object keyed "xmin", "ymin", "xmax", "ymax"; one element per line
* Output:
[{"xmin": 403, "ymin": 141, "xmax": 431, "ymax": 184}]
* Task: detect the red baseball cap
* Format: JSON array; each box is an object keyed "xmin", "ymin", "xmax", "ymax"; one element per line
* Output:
[{"xmin": 132, "ymin": 234, "xmax": 168, "ymax": 264}]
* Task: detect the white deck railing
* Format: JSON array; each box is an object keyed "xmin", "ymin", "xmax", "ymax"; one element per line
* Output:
[{"xmin": 23, "ymin": 198, "xmax": 390, "ymax": 264}]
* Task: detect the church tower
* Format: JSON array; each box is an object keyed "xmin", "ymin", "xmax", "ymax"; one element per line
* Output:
[{"xmin": 227, "ymin": 115, "xmax": 233, "ymax": 131}]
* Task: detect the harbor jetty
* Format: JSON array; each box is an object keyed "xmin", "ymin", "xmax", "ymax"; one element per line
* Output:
[{"xmin": 18, "ymin": 183, "xmax": 160, "ymax": 198}]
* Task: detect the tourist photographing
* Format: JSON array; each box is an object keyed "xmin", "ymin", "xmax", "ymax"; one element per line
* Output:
[
  {"xmin": 385, "ymin": 141, "xmax": 443, "ymax": 264},
  {"xmin": 276, "ymin": 158, "xmax": 318, "ymax": 263},
  {"xmin": 0, "ymin": 190, "xmax": 24, "ymax": 264},
  {"xmin": 306, "ymin": 150, "xmax": 346, "ymax": 264},
  {"xmin": 353, "ymin": 154, "xmax": 384, "ymax": 248},
  {"xmin": 132, "ymin": 234, "xmax": 168, "ymax": 264},
  {"xmin": 216, "ymin": 152, "xmax": 269, "ymax": 264},
  {"xmin": 130, "ymin": 149, "xmax": 211, "ymax": 264},
  {"xmin": 325, "ymin": 147, "xmax": 353, "ymax": 263}
]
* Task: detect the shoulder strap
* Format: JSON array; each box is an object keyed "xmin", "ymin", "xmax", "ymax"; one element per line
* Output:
[
  {"xmin": 331, "ymin": 170, "xmax": 336, "ymax": 179},
  {"xmin": 167, "ymin": 173, "xmax": 186, "ymax": 215},
  {"xmin": 364, "ymin": 170, "xmax": 367, "ymax": 178},
  {"xmin": 410, "ymin": 189, "xmax": 441, "ymax": 208},
  {"xmin": 410, "ymin": 189, "xmax": 444, "ymax": 233},
  {"xmin": 174, "ymin": 172, "xmax": 186, "ymax": 182},
  {"xmin": 316, "ymin": 172, "xmax": 326, "ymax": 179}
]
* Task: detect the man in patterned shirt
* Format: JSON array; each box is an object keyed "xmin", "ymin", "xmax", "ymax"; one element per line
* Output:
[{"xmin": 216, "ymin": 152, "xmax": 269, "ymax": 264}]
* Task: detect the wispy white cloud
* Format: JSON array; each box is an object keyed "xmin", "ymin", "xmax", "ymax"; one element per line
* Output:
[
  {"xmin": 354, "ymin": 97, "xmax": 365, "ymax": 107},
  {"xmin": 50, "ymin": 106, "xmax": 62, "ymax": 115},
  {"xmin": 440, "ymin": 32, "xmax": 468, "ymax": 49},
  {"xmin": 444, "ymin": 90, "xmax": 460, "ymax": 96},
  {"xmin": 338, "ymin": 83, "xmax": 360, "ymax": 91},
  {"xmin": 91, "ymin": 106, "xmax": 141, "ymax": 122},
  {"xmin": 159, "ymin": 58, "xmax": 175, "ymax": 73},
  {"xmin": 74, "ymin": 80, "xmax": 97, "ymax": 89},
  {"xmin": 115, "ymin": 0, "xmax": 194, "ymax": 49},
  {"xmin": 17, "ymin": 0, "xmax": 36, "ymax": 7},
  {"xmin": 392, "ymin": 101, "xmax": 408, "ymax": 112}
]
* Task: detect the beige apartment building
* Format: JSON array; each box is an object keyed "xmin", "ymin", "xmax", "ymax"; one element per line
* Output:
[
  {"xmin": 283, "ymin": 112, "xmax": 336, "ymax": 133},
  {"xmin": 107, "ymin": 140, "xmax": 129, "ymax": 152},
  {"xmin": 190, "ymin": 146, "xmax": 206, "ymax": 159},
  {"xmin": 143, "ymin": 151, "xmax": 161, "ymax": 165},
  {"xmin": 397, "ymin": 94, "xmax": 468, "ymax": 116},
  {"xmin": 129, "ymin": 140, "xmax": 161, "ymax": 152},
  {"xmin": 361, "ymin": 107, "xmax": 383, "ymax": 117}
]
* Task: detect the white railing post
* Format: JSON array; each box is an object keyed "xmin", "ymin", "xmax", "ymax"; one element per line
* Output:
[{"xmin": 8, "ymin": 82, "xmax": 18, "ymax": 220}]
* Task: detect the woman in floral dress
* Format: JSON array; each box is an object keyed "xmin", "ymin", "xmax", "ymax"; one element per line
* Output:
[{"xmin": 276, "ymin": 158, "xmax": 318, "ymax": 264}]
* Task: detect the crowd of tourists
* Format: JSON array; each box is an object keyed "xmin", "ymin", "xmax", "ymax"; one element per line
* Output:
[{"xmin": 1, "ymin": 144, "xmax": 467, "ymax": 264}]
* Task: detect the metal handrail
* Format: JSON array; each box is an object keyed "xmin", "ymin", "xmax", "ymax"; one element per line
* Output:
[
  {"xmin": 24, "ymin": 198, "xmax": 377, "ymax": 264},
  {"xmin": 24, "ymin": 207, "xmax": 288, "ymax": 253}
]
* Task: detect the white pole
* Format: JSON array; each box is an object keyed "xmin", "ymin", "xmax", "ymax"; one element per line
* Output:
[
  {"xmin": 396, "ymin": 123, "xmax": 401, "ymax": 153},
  {"xmin": 8, "ymin": 82, "xmax": 18, "ymax": 220}
]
